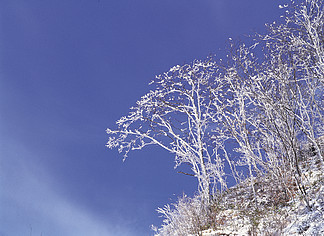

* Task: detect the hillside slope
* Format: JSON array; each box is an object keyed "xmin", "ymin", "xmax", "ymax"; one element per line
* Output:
[
  {"xmin": 200, "ymin": 147, "xmax": 324, "ymax": 235},
  {"xmin": 154, "ymin": 142, "xmax": 324, "ymax": 236}
]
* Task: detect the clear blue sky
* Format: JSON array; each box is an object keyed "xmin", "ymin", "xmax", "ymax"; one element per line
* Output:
[{"xmin": 0, "ymin": 1, "xmax": 287, "ymax": 235}]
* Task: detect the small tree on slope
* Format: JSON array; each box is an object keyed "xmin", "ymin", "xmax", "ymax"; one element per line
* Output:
[{"xmin": 106, "ymin": 59, "xmax": 232, "ymax": 204}]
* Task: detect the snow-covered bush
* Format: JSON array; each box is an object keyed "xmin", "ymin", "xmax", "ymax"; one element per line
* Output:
[{"xmin": 153, "ymin": 194, "xmax": 212, "ymax": 236}]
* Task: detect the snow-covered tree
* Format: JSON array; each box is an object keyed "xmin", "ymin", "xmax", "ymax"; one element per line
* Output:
[
  {"xmin": 217, "ymin": 0, "xmax": 324, "ymax": 208},
  {"xmin": 106, "ymin": 59, "xmax": 230, "ymax": 203}
]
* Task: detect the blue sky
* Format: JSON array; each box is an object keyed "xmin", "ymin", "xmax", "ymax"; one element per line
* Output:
[{"xmin": 0, "ymin": 1, "xmax": 287, "ymax": 235}]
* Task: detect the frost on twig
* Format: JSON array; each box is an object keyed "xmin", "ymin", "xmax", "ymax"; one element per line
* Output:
[{"xmin": 106, "ymin": 58, "xmax": 233, "ymax": 201}]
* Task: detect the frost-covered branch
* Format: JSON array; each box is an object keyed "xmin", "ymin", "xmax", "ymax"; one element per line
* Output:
[{"xmin": 106, "ymin": 59, "xmax": 230, "ymax": 202}]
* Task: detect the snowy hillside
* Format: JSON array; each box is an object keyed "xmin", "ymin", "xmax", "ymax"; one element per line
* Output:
[
  {"xmin": 166, "ymin": 143, "xmax": 324, "ymax": 236},
  {"xmin": 200, "ymin": 150, "xmax": 324, "ymax": 235}
]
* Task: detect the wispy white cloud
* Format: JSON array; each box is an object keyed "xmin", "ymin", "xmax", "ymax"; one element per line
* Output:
[{"xmin": 0, "ymin": 141, "xmax": 134, "ymax": 236}]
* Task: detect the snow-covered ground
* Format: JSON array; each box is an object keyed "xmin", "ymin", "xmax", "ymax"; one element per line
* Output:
[
  {"xmin": 199, "ymin": 186, "xmax": 324, "ymax": 236},
  {"xmin": 198, "ymin": 152, "xmax": 324, "ymax": 236},
  {"xmin": 155, "ymin": 146, "xmax": 324, "ymax": 236}
]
